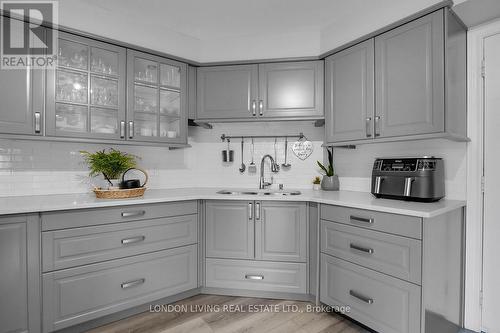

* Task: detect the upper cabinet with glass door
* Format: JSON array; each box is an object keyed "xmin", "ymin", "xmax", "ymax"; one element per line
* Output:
[
  {"xmin": 127, "ymin": 50, "xmax": 187, "ymax": 144},
  {"xmin": 46, "ymin": 32, "xmax": 126, "ymax": 140}
]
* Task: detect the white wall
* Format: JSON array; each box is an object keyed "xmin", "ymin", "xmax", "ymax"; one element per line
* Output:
[{"xmin": 0, "ymin": 121, "xmax": 466, "ymax": 199}]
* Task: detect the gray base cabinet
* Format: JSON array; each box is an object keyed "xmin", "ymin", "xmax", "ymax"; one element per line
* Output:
[{"xmin": 0, "ymin": 215, "xmax": 41, "ymax": 333}]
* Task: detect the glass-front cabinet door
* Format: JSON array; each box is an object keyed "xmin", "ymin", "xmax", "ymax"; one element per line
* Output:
[
  {"xmin": 127, "ymin": 50, "xmax": 187, "ymax": 144},
  {"xmin": 46, "ymin": 32, "xmax": 126, "ymax": 139}
]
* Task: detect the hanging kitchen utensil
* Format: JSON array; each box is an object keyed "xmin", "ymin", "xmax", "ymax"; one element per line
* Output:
[
  {"xmin": 281, "ymin": 137, "xmax": 291, "ymax": 169},
  {"xmin": 239, "ymin": 138, "xmax": 246, "ymax": 173},
  {"xmin": 222, "ymin": 138, "xmax": 234, "ymax": 162},
  {"xmin": 248, "ymin": 138, "xmax": 257, "ymax": 173},
  {"xmin": 273, "ymin": 138, "xmax": 280, "ymax": 172},
  {"xmin": 292, "ymin": 136, "xmax": 314, "ymax": 160}
]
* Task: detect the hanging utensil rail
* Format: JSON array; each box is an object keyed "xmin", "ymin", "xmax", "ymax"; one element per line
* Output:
[{"xmin": 221, "ymin": 133, "xmax": 306, "ymax": 142}]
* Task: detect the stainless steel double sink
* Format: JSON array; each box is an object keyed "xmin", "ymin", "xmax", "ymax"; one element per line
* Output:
[{"xmin": 216, "ymin": 189, "xmax": 301, "ymax": 196}]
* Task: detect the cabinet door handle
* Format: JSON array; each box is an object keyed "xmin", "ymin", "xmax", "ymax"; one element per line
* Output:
[
  {"xmin": 121, "ymin": 235, "xmax": 146, "ymax": 245},
  {"xmin": 120, "ymin": 121, "xmax": 126, "ymax": 138},
  {"xmin": 121, "ymin": 210, "xmax": 146, "ymax": 218},
  {"xmin": 248, "ymin": 202, "xmax": 253, "ymax": 220},
  {"xmin": 349, "ymin": 215, "xmax": 374, "ymax": 224},
  {"xmin": 374, "ymin": 116, "xmax": 381, "ymax": 137},
  {"xmin": 128, "ymin": 121, "xmax": 134, "ymax": 139},
  {"xmin": 255, "ymin": 202, "xmax": 260, "ymax": 220},
  {"xmin": 121, "ymin": 278, "xmax": 145, "ymax": 289},
  {"xmin": 365, "ymin": 117, "xmax": 372, "ymax": 137},
  {"xmin": 34, "ymin": 112, "xmax": 41, "ymax": 133},
  {"xmin": 349, "ymin": 290, "xmax": 374, "ymax": 304},
  {"xmin": 252, "ymin": 100, "xmax": 256, "ymax": 116},
  {"xmin": 258, "ymin": 100, "xmax": 263, "ymax": 116},
  {"xmin": 350, "ymin": 243, "xmax": 374, "ymax": 254},
  {"xmin": 245, "ymin": 274, "xmax": 264, "ymax": 280}
]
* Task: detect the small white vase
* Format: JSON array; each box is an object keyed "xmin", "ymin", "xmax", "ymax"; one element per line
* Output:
[
  {"xmin": 107, "ymin": 179, "xmax": 121, "ymax": 190},
  {"xmin": 313, "ymin": 184, "xmax": 321, "ymax": 191}
]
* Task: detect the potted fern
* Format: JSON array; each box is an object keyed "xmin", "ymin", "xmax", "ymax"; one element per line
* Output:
[
  {"xmin": 80, "ymin": 149, "xmax": 138, "ymax": 189},
  {"xmin": 317, "ymin": 147, "xmax": 339, "ymax": 191}
]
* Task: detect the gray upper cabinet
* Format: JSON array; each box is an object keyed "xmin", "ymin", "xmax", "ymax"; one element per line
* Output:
[
  {"xmin": 196, "ymin": 65, "xmax": 258, "ymax": 120},
  {"xmin": 258, "ymin": 61, "xmax": 324, "ymax": 119},
  {"xmin": 46, "ymin": 32, "xmax": 127, "ymax": 140},
  {"xmin": 325, "ymin": 39, "xmax": 374, "ymax": 142},
  {"xmin": 0, "ymin": 18, "xmax": 44, "ymax": 136},
  {"xmin": 127, "ymin": 50, "xmax": 188, "ymax": 144},
  {"xmin": 375, "ymin": 10, "xmax": 444, "ymax": 138},
  {"xmin": 0, "ymin": 215, "xmax": 41, "ymax": 333},
  {"xmin": 196, "ymin": 61, "xmax": 323, "ymax": 121},
  {"xmin": 255, "ymin": 201, "xmax": 307, "ymax": 262},
  {"xmin": 205, "ymin": 200, "xmax": 255, "ymax": 259}
]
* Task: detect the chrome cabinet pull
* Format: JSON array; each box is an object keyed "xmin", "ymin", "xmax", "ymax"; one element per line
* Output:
[
  {"xmin": 255, "ymin": 202, "xmax": 260, "ymax": 220},
  {"xmin": 248, "ymin": 202, "xmax": 253, "ymax": 220},
  {"xmin": 252, "ymin": 100, "xmax": 256, "ymax": 116},
  {"xmin": 365, "ymin": 117, "xmax": 372, "ymax": 137},
  {"xmin": 349, "ymin": 290, "xmax": 374, "ymax": 304},
  {"xmin": 121, "ymin": 235, "xmax": 146, "ymax": 245},
  {"xmin": 120, "ymin": 121, "xmax": 126, "ymax": 138},
  {"xmin": 349, "ymin": 215, "xmax": 374, "ymax": 224},
  {"xmin": 34, "ymin": 112, "xmax": 41, "ymax": 133},
  {"xmin": 374, "ymin": 116, "xmax": 381, "ymax": 137},
  {"xmin": 258, "ymin": 100, "xmax": 263, "ymax": 116},
  {"xmin": 128, "ymin": 121, "xmax": 134, "ymax": 139},
  {"xmin": 245, "ymin": 274, "xmax": 264, "ymax": 280},
  {"xmin": 121, "ymin": 210, "xmax": 146, "ymax": 218},
  {"xmin": 121, "ymin": 278, "xmax": 145, "ymax": 289},
  {"xmin": 350, "ymin": 243, "xmax": 374, "ymax": 254}
]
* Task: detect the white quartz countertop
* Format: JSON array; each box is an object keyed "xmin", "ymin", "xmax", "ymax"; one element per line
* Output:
[{"xmin": 0, "ymin": 188, "xmax": 465, "ymax": 218}]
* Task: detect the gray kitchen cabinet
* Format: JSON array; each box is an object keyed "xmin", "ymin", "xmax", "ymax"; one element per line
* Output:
[
  {"xmin": 196, "ymin": 61, "xmax": 323, "ymax": 121},
  {"xmin": 374, "ymin": 10, "xmax": 444, "ymax": 138},
  {"xmin": 0, "ymin": 215, "xmax": 41, "ymax": 333},
  {"xmin": 196, "ymin": 65, "xmax": 258, "ymax": 120},
  {"xmin": 46, "ymin": 32, "xmax": 127, "ymax": 140},
  {"xmin": 325, "ymin": 39, "xmax": 374, "ymax": 142},
  {"xmin": 256, "ymin": 201, "xmax": 307, "ymax": 262},
  {"xmin": 0, "ymin": 18, "xmax": 44, "ymax": 136},
  {"xmin": 258, "ymin": 61, "xmax": 324, "ymax": 119},
  {"xmin": 127, "ymin": 50, "xmax": 188, "ymax": 144},
  {"xmin": 205, "ymin": 200, "xmax": 255, "ymax": 259}
]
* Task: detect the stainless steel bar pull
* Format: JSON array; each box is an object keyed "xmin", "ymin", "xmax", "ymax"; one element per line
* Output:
[
  {"xmin": 255, "ymin": 202, "xmax": 260, "ymax": 220},
  {"xmin": 128, "ymin": 121, "xmax": 134, "ymax": 139},
  {"xmin": 121, "ymin": 235, "xmax": 146, "ymax": 245},
  {"xmin": 404, "ymin": 177, "xmax": 415, "ymax": 197},
  {"xmin": 121, "ymin": 278, "xmax": 145, "ymax": 289},
  {"xmin": 374, "ymin": 116, "xmax": 381, "ymax": 137},
  {"xmin": 373, "ymin": 176, "xmax": 383, "ymax": 194},
  {"xmin": 258, "ymin": 100, "xmax": 263, "ymax": 116},
  {"xmin": 350, "ymin": 243, "xmax": 374, "ymax": 254},
  {"xmin": 120, "ymin": 121, "xmax": 126, "ymax": 138},
  {"xmin": 34, "ymin": 112, "xmax": 41, "ymax": 133},
  {"xmin": 121, "ymin": 210, "xmax": 146, "ymax": 218},
  {"xmin": 349, "ymin": 290, "xmax": 374, "ymax": 304},
  {"xmin": 252, "ymin": 100, "xmax": 256, "ymax": 116},
  {"xmin": 365, "ymin": 117, "xmax": 372, "ymax": 137},
  {"xmin": 349, "ymin": 215, "xmax": 374, "ymax": 224},
  {"xmin": 245, "ymin": 274, "xmax": 264, "ymax": 280},
  {"xmin": 248, "ymin": 202, "xmax": 253, "ymax": 220}
]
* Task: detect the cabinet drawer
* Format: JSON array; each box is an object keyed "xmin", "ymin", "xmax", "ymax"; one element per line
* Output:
[
  {"xmin": 320, "ymin": 254, "xmax": 421, "ymax": 333},
  {"xmin": 42, "ymin": 245, "xmax": 197, "ymax": 332},
  {"xmin": 42, "ymin": 214, "xmax": 198, "ymax": 271},
  {"xmin": 320, "ymin": 205, "xmax": 421, "ymax": 239},
  {"xmin": 321, "ymin": 220, "xmax": 421, "ymax": 284},
  {"xmin": 42, "ymin": 200, "xmax": 197, "ymax": 231},
  {"xmin": 205, "ymin": 258, "xmax": 307, "ymax": 294}
]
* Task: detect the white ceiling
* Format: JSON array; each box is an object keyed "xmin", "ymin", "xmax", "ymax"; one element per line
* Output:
[{"xmin": 57, "ymin": 0, "xmax": 453, "ymax": 62}]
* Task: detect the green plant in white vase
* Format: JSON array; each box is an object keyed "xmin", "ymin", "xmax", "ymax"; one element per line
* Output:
[{"xmin": 316, "ymin": 148, "xmax": 339, "ymax": 191}]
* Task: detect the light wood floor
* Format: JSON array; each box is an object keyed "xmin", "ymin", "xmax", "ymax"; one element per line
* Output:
[{"xmin": 86, "ymin": 295, "xmax": 372, "ymax": 333}]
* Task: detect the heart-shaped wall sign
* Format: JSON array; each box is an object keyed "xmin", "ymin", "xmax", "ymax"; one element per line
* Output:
[{"xmin": 291, "ymin": 139, "xmax": 314, "ymax": 160}]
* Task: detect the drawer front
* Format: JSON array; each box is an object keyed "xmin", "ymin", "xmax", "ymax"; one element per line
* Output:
[
  {"xmin": 321, "ymin": 220, "xmax": 421, "ymax": 284},
  {"xmin": 42, "ymin": 214, "xmax": 198, "ymax": 271},
  {"xmin": 320, "ymin": 204, "xmax": 421, "ymax": 239},
  {"xmin": 42, "ymin": 245, "xmax": 197, "ymax": 332},
  {"xmin": 320, "ymin": 254, "xmax": 421, "ymax": 333},
  {"xmin": 205, "ymin": 258, "xmax": 307, "ymax": 294},
  {"xmin": 42, "ymin": 200, "xmax": 197, "ymax": 231}
]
